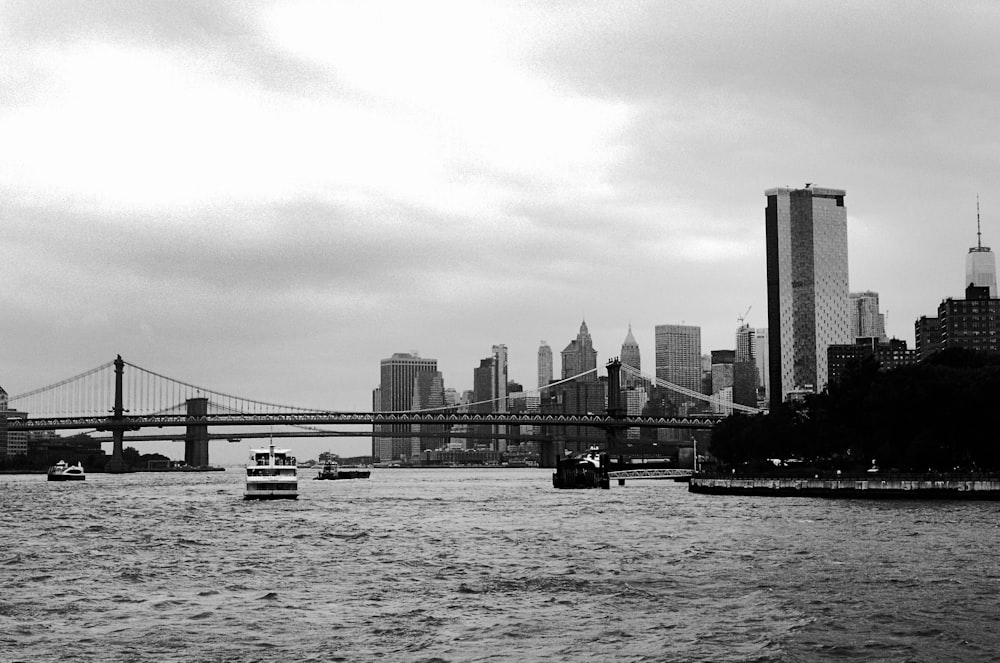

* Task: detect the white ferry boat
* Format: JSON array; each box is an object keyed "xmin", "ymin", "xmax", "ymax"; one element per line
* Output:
[
  {"xmin": 244, "ymin": 442, "xmax": 298, "ymax": 500},
  {"xmin": 47, "ymin": 460, "xmax": 85, "ymax": 481}
]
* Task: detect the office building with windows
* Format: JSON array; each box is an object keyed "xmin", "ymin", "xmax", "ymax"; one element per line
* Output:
[
  {"xmin": 537, "ymin": 341, "xmax": 553, "ymax": 390},
  {"xmin": 849, "ymin": 291, "xmax": 887, "ymax": 341},
  {"xmin": 765, "ymin": 185, "xmax": 851, "ymax": 407},
  {"xmin": 377, "ymin": 352, "xmax": 439, "ymax": 461},
  {"xmin": 654, "ymin": 324, "xmax": 702, "ymax": 411}
]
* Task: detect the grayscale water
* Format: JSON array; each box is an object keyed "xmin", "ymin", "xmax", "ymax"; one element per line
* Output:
[{"xmin": 1, "ymin": 468, "xmax": 998, "ymax": 662}]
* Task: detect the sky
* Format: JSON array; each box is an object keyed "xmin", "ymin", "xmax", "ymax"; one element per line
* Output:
[{"xmin": 3, "ymin": 0, "xmax": 1000, "ymax": 464}]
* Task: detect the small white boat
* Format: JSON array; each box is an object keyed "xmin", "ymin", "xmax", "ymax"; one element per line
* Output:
[
  {"xmin": 47, "ymin": 460, "xmax": 85, "ymax": 481},
  {"xmin": 244, "ymin": 442, "xmax": 298, "ymax": 500}
]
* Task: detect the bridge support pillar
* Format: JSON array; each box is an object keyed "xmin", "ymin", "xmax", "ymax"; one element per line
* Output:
[
  {"xmin": 604, "ymin": 359, "xmax": 626, "ymax": 458},
  {"xmin": 104, "ymin": 429, "xmax": 127, "ymax": 473},
  {"xmin": 185, "ymin": 397, "xmax": 210, "ymax": 468},
  {"xmin": 104, "ymin": 356, "xmax": 129, "ymax": 473}
]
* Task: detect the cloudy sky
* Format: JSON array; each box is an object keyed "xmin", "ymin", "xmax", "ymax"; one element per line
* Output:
[{"xmin": 3, "ymin": 1, "xmax": 999, "ymax": 462}]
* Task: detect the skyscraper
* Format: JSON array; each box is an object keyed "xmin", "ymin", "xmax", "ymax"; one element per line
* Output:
[
  {"xmin": 472, "ymin": 344, "xmax": 509, "ymax": 451},
  {"xmin": 753, "ymin": 328, "xmax": 769, "ymax": 406},
  {"xmin": 377, "ymin": 352, "xmax": 438, "ymax": 461},
  {"xmin": 410, "ymin": 370, "xmax": 446, "ymax": 456},
  {"xmin": 735, "ymin": 324, "xmax": 755, "ymax": 363},
  {"xmin": 966, "ymin": 198, "xmax": 997, "ymax": 297},
  {"xmin": 561, "ymin": 320, "xmax": 598, "ymax": 380},
  {"xmin": 848, "ymin": 291, "xmax": 887, "ymax": 341},
  {"xmin": 765, "ymin": 185, "xmax": 851, "ymax": 407},
  {"xmin": 654, "ymin": 324, "xmax": 701, "ymax": 410},
  {"xmin": 537, "ymin": 341, "xmax": 553, "ymax": 389},
  {"xmin": 473, "ymin": 345, "xmax": 508, "ymax": 412},
  {"xmin": 733, "ymin": 324, "xmax": 759, "ymax": 409},
  {"xmin": 620, "ymin": 325, "xmax": 641, "ymax": 372}
]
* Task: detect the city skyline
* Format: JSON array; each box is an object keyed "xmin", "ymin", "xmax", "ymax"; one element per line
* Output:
[{"xmin": 3, "ymin": 2, "xmax": 1000, "ymax": 463}]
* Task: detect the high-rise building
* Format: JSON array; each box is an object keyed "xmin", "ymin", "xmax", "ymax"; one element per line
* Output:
[
  {"xmin": 472, "ymin": 344, "xmax": 509, "ymax": 451},
  {"xmin": 620, "ymin": 324, "xmax": 645, "ymax": 388},
  {"xmin": 473, "ymin": 348, "xmax": 508, "ymax": 413},
  {"xmin": 966, "ymin": 198, "xmax": 997, "ymax": 297},
  {"xmin": 0, "ymin": 386, "xmax": 9, "ymax": 456},
  {"xmin": 735, "ymin": 324, "xmax": 755, "ymax": 363},
  {"xmin": 561, "ymin": 320, "xmax": 598, "ymax": 380},
  {"xmin": 848, "ymin": 291, "xmax": 887, "ymax": 341},
  {"xmin": 938, "ymin": 285, "xmax": 1000, "ymax": 355},
  {"xmin": 377, "ymin": 352, "xmax": 438, "ymax": 461},
  {"xmin": 410, "ymin": 371, "xmax": 446, "ymax": 456},
  {"xmin": 732, "ymin": 327, "xmax": 761, "ymax": 410},
  {"xmin": 765, "ymin": 185, "xmax": 851, "ymax": 407},
  {"xmin": 0, "ymin": 386, "xmax": 28, "ymax": 458},
  {"xmin": 537, "ymin": 341, "xmax": 553, "ymax": 389},
  {"xmin": 654, "ymin": 324, "xmax": 702, "ymax": 411},
  {"xmin": 620, "ymin": 325, "xmax": 641, "ymax": 372},
  {"xmin": 753, "ymin": 328, "xmax": 769, "ymax": 407},
  {"xmin": 710, "ymin": 349, "xmax": 735, "ymax": 415},
  {"xmin": 914, "ymin": 316, "xmax": 944, "ymax": 360},
  {"xmin": 827, "ymin": 338, "xmax": 919, "ymax": 386}
]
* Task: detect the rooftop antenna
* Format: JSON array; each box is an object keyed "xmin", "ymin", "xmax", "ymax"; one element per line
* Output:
[{"xmin": 977, "ymin": 194, "xmax": 983, "ymax": 250}]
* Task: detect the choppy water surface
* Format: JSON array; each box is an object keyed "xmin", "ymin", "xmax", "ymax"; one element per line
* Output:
[{"xmin": 1, "ymin": 468, "xmax": 998, "ymax": 662}]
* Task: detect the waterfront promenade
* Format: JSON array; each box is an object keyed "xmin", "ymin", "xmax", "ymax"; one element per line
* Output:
[{"xmin": 690, "ymin": 472, "xmax": 1000, "ymax": 499}]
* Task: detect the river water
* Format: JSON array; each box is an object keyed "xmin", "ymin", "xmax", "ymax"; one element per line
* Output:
[{"xmin": 1, "ymin": 468, "xmax": 997, "ymax": 662}]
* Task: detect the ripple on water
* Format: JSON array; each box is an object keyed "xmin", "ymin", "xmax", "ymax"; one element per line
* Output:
[{"xmin": 1, "ymin": 469, "xmax": 998, "ymax": 662}]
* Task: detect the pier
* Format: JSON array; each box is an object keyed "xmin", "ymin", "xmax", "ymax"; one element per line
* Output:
[{"xmin": 689, "ymin": 474, "xmax": 1000, "ymax": 499}]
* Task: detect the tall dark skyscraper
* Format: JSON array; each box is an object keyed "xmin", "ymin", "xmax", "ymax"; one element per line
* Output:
[
  {"xmin": 765, "ymin": 185, "xmax": 850, "ymax": 408},
  {"xmin": 472, "ymin": 344, "xmax": 509, "ymax": 452}
]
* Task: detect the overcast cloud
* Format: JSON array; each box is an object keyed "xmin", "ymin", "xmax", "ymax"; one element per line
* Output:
[{"xmin": 3, "ymin": 0, "xmax": 999, "ymax": 462}]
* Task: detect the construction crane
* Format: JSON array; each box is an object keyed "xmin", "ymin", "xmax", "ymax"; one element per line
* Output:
[{"xmin": 737, "ymin": 305, "xmax": 752, "ymax": 326}]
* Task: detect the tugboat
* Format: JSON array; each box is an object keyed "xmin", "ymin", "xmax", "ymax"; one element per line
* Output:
[
  {"xmin": 244, "ymin": 442, "xmax": 298, "ymax": 500},
  {"xmin": 47, "ymin": 460, "xmax": 86, "ymax": 481},
  {"xmin": 552, "ymin": 448, "xmax": 610, "ymax": 489},
  {"xmin": 314, "ymin": 461, "xmax": 371, "ymax": 480}
]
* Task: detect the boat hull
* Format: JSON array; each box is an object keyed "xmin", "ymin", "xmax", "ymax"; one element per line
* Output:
[
  {"xmin": 47, "ymin": 473, "xmax": 85, "ymax": 482},
  {"xmin": 244, "ymin": 480, "xmax": 298, "ymax": 500},
  {"xmin": 314, "ymin": 470, "xmax": 371, "ymax": 480},
  {"xmin": 243, "ymin": 491, "xmax": 298, "ymax": 500},
  {"xmin": 552, "ymin": 452, "xmax": 610, "ymax": 489}
]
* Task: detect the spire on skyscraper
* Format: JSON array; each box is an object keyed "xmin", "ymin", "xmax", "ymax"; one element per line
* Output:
[
  {"xmin": 966, "ymin": 195, "xmax": 997, "ymax": 297},
  {"xmin": 978, "ymin": 194, "xmax": 983, "ymax": 250},
  {"xmin": 620, "ymin": 324, "xmax": 641, "ymax": 374},
  {"xmin": 623, "ymin": 323, "xmax": 637, "ymax": 347}
]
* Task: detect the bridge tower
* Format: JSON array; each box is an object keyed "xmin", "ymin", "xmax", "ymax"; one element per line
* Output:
[
  {"xmin": 102, "ymin": 355, "xmax": 133, "ymax": 473},
  {"xmin": 184, "ymin": 397, "xmax": 210, "ymax": 467},
  {"xmin": 604, "ymin": 358, "xmax": 627, "ymax": 457}
]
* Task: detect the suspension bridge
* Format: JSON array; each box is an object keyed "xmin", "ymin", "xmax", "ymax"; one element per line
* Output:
[{"xmin": 4, "ymin": 356, "xmax": 760, "ymax": 471}]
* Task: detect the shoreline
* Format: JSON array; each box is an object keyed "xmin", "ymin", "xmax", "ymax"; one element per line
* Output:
[{"xmin": 690, "ymin": 474, "xmax": 1000, "ymax": 500}]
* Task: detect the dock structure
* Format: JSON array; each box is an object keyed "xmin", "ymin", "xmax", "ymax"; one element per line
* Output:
[
  {"xmin": 607, "ymin": 468, "xmax": 693, "ymax": 486},
  {"xmin": 689, "ymin": 474, "xmax": 1000, "ymax": 499}
]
